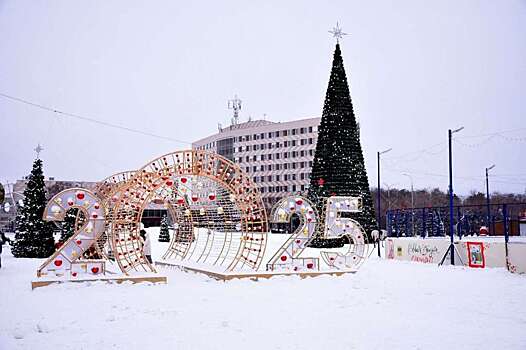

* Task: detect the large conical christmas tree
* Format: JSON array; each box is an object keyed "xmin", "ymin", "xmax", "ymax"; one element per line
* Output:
[
  {"xmin": 307, "ymin": 42, "xmax": 377, "ymax": 246},
  {"xmin": 11, "ymin": 158, "xmax": 56, "ymax": 258}
]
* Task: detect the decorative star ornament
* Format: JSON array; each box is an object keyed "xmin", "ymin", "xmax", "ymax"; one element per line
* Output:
[
  {"xmin": 329, "ymin": 22, "xmax": 348, "ymax": 42},
  {"xmin": 34, "ymin": 143, "xmax": 44, "ymax": 158}
]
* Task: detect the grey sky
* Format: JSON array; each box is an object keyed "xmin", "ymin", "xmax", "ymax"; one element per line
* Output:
[{"xmin": 1, "ymin": 0, "xmax": 525, "ymax": 195}]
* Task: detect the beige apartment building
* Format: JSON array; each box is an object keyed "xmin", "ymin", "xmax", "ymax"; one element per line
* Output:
[{"xmin": 192, "ymin": 117, "xmax": 321, "ymax": 208}]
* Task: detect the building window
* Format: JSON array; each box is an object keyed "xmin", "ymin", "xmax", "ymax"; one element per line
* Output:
[
  {"xmin": 291, "ymin": 140, "xmax": 296, "ymax": 146},
  {"xmin": 283, "ymin": 141, "xmax": 288, "ymax": 147},
  {"xmin": 309, "ymin": 161, "xmax": 313, "ymax": 167},
  {"xmin": 292, "ymin": 174, "xmax": 296, "ymax": 180},
  {"xmin": 300, "ymin": 150, "xmax": 305, "ymax": 157},
  {"xmin": 252, "ymin": 166, "xmax": 257, "ymax": 172},
  {"xmin": 301, "ymin": 184, "xmax": 305, "ymax": 191},
  {"xmin": 238, "ymin": 146, "xmax": 243, "ymax": 152},
  {"xmin": 276, "ymin": 164, "xmax": 281, "ymax": 170},
  {"xmin": 300, "ymin": 127, "xmax": 305, "ymax": 134},
  {"xmin": 253, "ymin": 176, "xmax": 258, "ymax": 183},
  {"xmin": 238, "ymin": 157, "xmax": 243, "ymax": 163},
  {"xmin": 276, "ymin": 142, "xmax": 280, "ymax": 148},
  {"xmin": 284, "ymin": 152, "xmax": 288, "ymax": 159},
  {"xmin": 238, "ymin": 136, "xmax": 243, "ymax": 142},
  {"xmin": 292, "ymin": 151, "xmax": 297, "ymax": 158},
  {"xmin": 261, "ymin": 144, "xmax": 266, "ymax": 150},
  {"xmin": 309, "ymin": 138, "xmax": 313, "ymax": 145},
  {"xmin": 261, "ymin": 165, "xmax": 265, "ymax": 171},
  {"xmin": 246, "ymin": 167, "xmax": 250, "ymax": 173},
  {"xmin": 309, "ymin": 126, "xmax": 313, "ymax": 133},
  {"xmin": 284, "ymin": 174, "xmax": 289, "ymax": 181},
  {"xmin": 284, "ymin": 163, "xmax": 288, "ymax": 169},
  {"xmin": 300, "ymin": 139, "xmax": 306, "ymax": 146},
  {"xmin": 246, "ymin": 145, "xmax": 251, "ymax": 151},
  {"xmin": 268, "ymin": 175, "xmax": 272, "ymax": 182},
  {"xmin": 268, "ymin": 142, "xmax": 272, "ymax": 149},
  {"xmin": 292, "ymin": 162, "xmax": 297, "ymax": 169},
  {"xmin": 283, "ymin": 130, "xmax": 288, "ymax": 136},
  {"xmin": 268, "ymin": 164, "xmax": 273, "ymax": 171},
  {"xmin": 276, "ymin": 153, "xmax": 280, "ymax": 159},
  {"xmin": 254, "ymin": 144, "xmax": 259, "ymax": 151},
  {"xmin": 276, "ymin": 175, "xmax": 280, "ymax": 181},
  {"xmin": 268, "ymin": 153, "xmax": 273, "ymax": 160},
  {"xmin": 283, "ymin": 185, "xmax": 288, "ymax": 191},
  {"xmin": 292, "ymin": 185, "xmax": 297, "ymax": 191},
  {"xmin": 261, "ymin": 154, "xmax": 266, "ymax": 161},
  {"xmin": 268, "ymin": 132, "xmax": 272, "ymax": 138},
  {"xmin": 246, "ymin": 156, "xmax": 249, "ymax": 162},
  {"xmin": 300, "ymin": 161, "xmax": 305, "ymax": 168},
  {"xmin": 246, "ymin": 135, "xmax": 251, "ymax": 141},
  {"xmin": 300, "ymin": 173, "xmax": 305, "ymax": 180},
  {"xmin": 253, "ymin": 155, "xmax": 257, "ymax": 161},
  {"xmin": 260, "ymin": 133, "xmax": 265, "ymax": 139},
  {"xmin": 309, "ymin": 149, "xmax": 314, "ymax": 156}
]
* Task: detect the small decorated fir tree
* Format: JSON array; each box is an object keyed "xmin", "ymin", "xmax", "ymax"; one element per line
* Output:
[
  {"xmin": 11, "ymin": 158, "xmax": 56, "ymax": 258},
  {"xmin": 158, "ymin": 215, "xmax": 170, "ymax": 242}
]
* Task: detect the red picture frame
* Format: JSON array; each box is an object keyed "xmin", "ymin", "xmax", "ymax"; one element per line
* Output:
[{"xmin": 467, "ymin": 242, "xmax": 485, "ymax": 268}]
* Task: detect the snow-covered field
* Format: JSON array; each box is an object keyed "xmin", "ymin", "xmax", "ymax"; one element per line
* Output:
[{"xmin": 1, "ymin": 230, "xmax": 525, "ymax": 350}]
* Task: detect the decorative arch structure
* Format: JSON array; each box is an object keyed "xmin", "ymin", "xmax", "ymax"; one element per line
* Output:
[{"xmin": 110, "ymin": 150, "xmax": 268, "ymax": 274}]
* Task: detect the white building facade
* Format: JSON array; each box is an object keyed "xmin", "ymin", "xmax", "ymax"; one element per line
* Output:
[{"xmin": 192, "ymin": 117, "xmax": 320, "ymax": 208}]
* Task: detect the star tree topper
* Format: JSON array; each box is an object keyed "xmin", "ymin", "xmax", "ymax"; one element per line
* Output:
[
  {"xmin": 34, "ymin": 143, "xmax": 44, "ymax": 159},
  {"xmin": 328, "ymin": 22, "xmax": 348, "ymax": 42}
]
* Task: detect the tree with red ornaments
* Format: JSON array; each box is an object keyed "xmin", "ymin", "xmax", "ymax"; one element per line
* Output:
[{"xmin": 307, "ymin": 41, "xmax": 377, "ymax": 247}]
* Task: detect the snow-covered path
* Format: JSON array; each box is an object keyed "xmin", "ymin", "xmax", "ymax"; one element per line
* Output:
[{"xmin": 1, "ymin": 241, "xmax": 525, "ymax": 350}]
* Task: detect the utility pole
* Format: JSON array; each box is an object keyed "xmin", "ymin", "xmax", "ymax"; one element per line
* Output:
[
  {"xmin": 377, "ymin": 148, "xmax": 392, "ymax": 257},
  {"xmin": 486, "ymin": 164, "xmax": 495, "ymax": 234},
  {"xmin": 448, "ymin": 127, "xmax": 464, "ymax": 265},
  {"xmin": 402, "ymin": 173, "xmax": 415, "ymax": 236}
]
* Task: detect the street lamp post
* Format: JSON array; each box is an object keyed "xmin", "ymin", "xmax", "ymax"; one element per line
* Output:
[
  {"xmin": 448, "ymin": 127, "xmax": 464, "ymax": 265},
  {"xmin": 402, "ymin": 173, "xmax": 415, "ymax": 236},
  {"xmin": 486, "ymin": 164, "xmax": 496, "ymax": 234},
  {"xmin": 377, "ymin": 148, "xmax": 392, "ymax": 257}
]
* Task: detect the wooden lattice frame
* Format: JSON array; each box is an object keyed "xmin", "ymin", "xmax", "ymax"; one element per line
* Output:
[{"xmin": 110, "ymin": 150, "xmax": 268, "ymax": 274}]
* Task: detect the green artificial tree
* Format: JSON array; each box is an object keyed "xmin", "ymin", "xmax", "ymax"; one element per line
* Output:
[
  {"xmin": 158, "ymin": 215, "xmax": 170, "ymax": 242},
  {"xmin": 11, "ymin": 158, "xmax": 56, "ymax": 257},
  {"xmin": 59, "ymin": 208, "xmax": 79, "ymax": 244},
  {"xmin": 307, "ymin": 42, "xmax": 377, "ymax": 247}
]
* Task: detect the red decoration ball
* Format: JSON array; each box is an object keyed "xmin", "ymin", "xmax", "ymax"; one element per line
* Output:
[{"xmin": 280, "ymin": 255, "xmax": 287, "ymax": 262}]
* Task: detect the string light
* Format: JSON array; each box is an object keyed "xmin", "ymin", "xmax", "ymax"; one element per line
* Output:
[{"xmin": 0, "ymin": 92, "xmax": 191, "ymax": 144}]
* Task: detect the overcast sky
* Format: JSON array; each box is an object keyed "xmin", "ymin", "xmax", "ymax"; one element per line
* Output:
[{"xmin": 0, "ymin": 0, "xmax": 525, "ymax": 195}]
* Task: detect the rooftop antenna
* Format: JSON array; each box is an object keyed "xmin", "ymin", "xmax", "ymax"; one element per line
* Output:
[{"xmin": 228, "ymin": 95, "xmax": 242, "ymax": 126}]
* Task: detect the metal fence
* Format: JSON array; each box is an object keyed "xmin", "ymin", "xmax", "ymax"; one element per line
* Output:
[{"xmin": 386, "ymin": 203, "xmax": 526, "ymax": 239}]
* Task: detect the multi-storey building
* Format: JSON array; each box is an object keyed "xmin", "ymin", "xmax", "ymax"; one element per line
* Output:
[{"xmin": 192, "ymin": 117, "xmax": 321, "ymax": 209}]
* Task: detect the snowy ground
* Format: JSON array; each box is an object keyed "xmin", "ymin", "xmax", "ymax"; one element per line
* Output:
[{"xmin": 1, "ymin": 230, "xmax": 525, "ymax": 350}]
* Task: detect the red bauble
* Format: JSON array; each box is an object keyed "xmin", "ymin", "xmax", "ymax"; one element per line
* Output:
[
  {"xmin": 191, "ymin": 195, "xmax": 198, "ymax": 202},
  {"xmin": 165, "ymin": 180, "xmax": 173, "ymax": 187},
  {"xmin": 76, "ymin": 240, "xmax": 82, "ymax": 245},
  {"xmin": 208, "ymin": 193, "xmax": 216, "ymax": 201},
  {"xmin": 72, "ymin": 272, "xmax": 77, "ymax": 277},
  {"xmin": 296, "ymin": 199, "xmax": 303, "ymax": 205},
  {"xmin": 91, "ymin": 267, "xmax": 100, "ymax": 274},
  {"xmin": 76, "ymin": 192, "xmax": 85, "ymax": 200},
  {"xmin": 54, "ymin": 260, "xmax": 62, "ymax": 267},
  {"xmin": 177, "ymin": 197, "xmax": 184, "ymax": 204},
  {"xmin": 306, "ymin": 263, "xmax": 314, "ymax": 269},
  {"xmin": 280, "ymin": 255, "xmax": 287, "ymax": 262},
  {"xmin": 295, "ymin": 239, "xmax": 301, "ymax": 244},
  {"xmin": 92, "ymin": 212, "xmax": 98, "ymax": 219},
  {"xmin": 94, "ymin": 203, "xmax": 100, "ymax": 210},
  {"xmin": 181, "ymin": 177, "xmax": 188, "ymax": 183}
]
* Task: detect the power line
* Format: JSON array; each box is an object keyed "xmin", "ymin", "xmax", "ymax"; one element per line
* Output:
[{"xmin": 0, "ymin": 92, "xmax": 191, "ymax": 145}]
